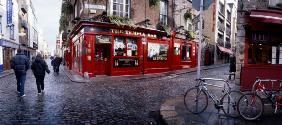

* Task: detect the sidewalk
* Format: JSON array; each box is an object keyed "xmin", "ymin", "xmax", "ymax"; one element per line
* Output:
[
  {"xmin": 160, "ymin": 86, "xmax": 279, "ymax": 125},
  {"xmin": 62, "ymin": 64, "xmax": 229, "ymax": 83},
  {"xmin": 0, "ymin": 70, "xmax": 14, "ymax": 78}
]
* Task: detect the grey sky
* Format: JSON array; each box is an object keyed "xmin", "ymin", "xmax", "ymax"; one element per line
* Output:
[{"xmin": 32, "ymin": 0, "xmax": 62, "ymax": 54}]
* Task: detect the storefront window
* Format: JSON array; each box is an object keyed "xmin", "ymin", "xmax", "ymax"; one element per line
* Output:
[
  {"xmin": 114, "ymin": 37, "xmax": 126, "ymax": 56},
  {"xmin": 174, "ymin": 43, "xmax": 180, "ymax": 55},
  {"xmin": 248, "ymin": 44, "xmax": 282, "ymax": 64},
  {"xmin": 148, "ymin": 43, "xmax": 168, "ymax": 61},
  {"xmin": 182, "ymin": 44, "xmax": 191, "ymax": 61},
  {"xmin": 126, "ymin": 38, "xmax": 137, "ymax": 56}
]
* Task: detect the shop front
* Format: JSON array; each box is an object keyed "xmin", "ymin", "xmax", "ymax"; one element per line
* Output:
[
  {"xmin": 171, "ymin": 36, "xmax": 197, "ymax": 70},
  {"xmin": 67, "ymin": 21, "xmax": 198, "ymax": 77},
  {"xmin": 0, "ymin": 39, "xmax": 19, "ymax": 72},
  {"xmin": 240, "ymin": 10, "xmax": 282, "ymax": 90}
]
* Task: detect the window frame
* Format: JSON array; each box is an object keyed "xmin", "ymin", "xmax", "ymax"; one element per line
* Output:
[
  {"xmin": 110, "ymin": 0, "xmax": 131, "ymax": 18},
  {"xmin": 159, "ymin": 0, "xmax": 168, "ymax": 25},
  {"xmin": 114, "ymin": 36, "xmax": 138, "ymax": 57},
  {"xmin": 0, "ymin": 16, "xmax": 2, "ymax": 34},
  {"xmin": 9, "ymin": 25, "xmax": 14, "ymax": 40},
  {"xmin": 181, "ymin": 44, "xmax": 192, "ymax": 61}
]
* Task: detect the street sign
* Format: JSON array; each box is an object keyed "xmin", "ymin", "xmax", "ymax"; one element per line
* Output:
[
  {"xmin": 192, "ymin": 0, "xmax": 213, "ymax": 11},
  {"xmin": 7, "ymin": 0, "xmax": 13, "ymax": 25}
]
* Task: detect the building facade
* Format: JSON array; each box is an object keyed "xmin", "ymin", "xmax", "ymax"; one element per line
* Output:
[
  {"xmin": 37, "ymin": 30, "xmax": 49, "ymax": 59},
  {"xmin": 0, "ymin": 0, "xmax": 19, "ymax": 72},
  {"xmin": 18, "ymin": 0, "xmax": 38, "ymax": 58},
  {"xmin": 61, "ymin": 0, "xmax": 198, "ymax": 77},
  {"xmin": 0, "ymin": 0, "xmax": 38, "ymax": 73},
  {"xmin": 236, "ymin": 0, "xmax": 282, "ymax": 90},
  {"xmin": 202, "ymin": 0, "xmax": 237, "ymax": 65}
]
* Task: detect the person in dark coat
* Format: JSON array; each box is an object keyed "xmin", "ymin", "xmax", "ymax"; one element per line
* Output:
[
  {"xmin": 51, "ymin": 56, "xmax": 62, "ymax": 75},
  {"xmin": 11, "ymin": 49, "xmax": 30, "ymax": 97},
  {"xmin": 31, "ymin": 54, "xmax": 50, "ymax": 94},
  {"xmin": 229, "ymin": 54, "xmax": 236, "ymax": 80}
]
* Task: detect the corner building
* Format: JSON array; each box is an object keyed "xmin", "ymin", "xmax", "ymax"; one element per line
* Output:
[{"xmin": 64, "ymin": 0, "xmax": 198, "ymax": 77}]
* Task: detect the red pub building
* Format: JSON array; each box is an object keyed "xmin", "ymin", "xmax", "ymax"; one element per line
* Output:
[
  {"xmin": 65, "ymin": 21, "xmax": 197, "ymax": 77},
  {"xmin": 236, "ymin": 0, "xmax": 282, "ymax": 90}
]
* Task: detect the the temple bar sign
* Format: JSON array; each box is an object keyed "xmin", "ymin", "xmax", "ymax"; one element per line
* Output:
[{"xmin": 84, "ymin": 4, "xmax": 106, "ymax": 10}]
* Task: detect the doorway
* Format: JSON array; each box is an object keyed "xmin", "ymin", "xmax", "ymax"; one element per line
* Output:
[{"xmin": 94, "ymin": 44, "xmax": 111, "ymax": 75}]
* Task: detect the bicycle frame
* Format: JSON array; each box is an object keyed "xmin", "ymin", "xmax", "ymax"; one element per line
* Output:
[
  {"xmin": 251, "ymin": 78, "xmax": 282, "ymax": 113},
  {"xmin": 197, "ymin": 78, "xmax": 231, "ymax": 105}
]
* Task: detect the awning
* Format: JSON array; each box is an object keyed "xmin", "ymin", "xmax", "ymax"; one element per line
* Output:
[
  {"xmin": 250, "ymin": 10, "xmax": 282, "ymax": 24},
  {"xmin": 217, "ymin": 46, "xmax": 233, "ymax": 55}
]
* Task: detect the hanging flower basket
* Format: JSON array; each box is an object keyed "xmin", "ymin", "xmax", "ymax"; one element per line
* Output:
[
  {"xmin": 59, "ymin": 15, "xmax": 69, "ymax": 31},
  {"xmin": 156, "ymin": 23, "xmax": 170, "ymax": 36},
  {"xmin": 186, "ymin": 31, "xmax": 195, "ymax": 40},
  {"xmin": 108, "ymin": 16, "xmax": 135, "ymax": 28},
  {"xmin": 149, "ymin": 0, "xmax": 160, "ymax": 7},
  {"xmin": 62, "ymin": 1, "xmax": 73, "ymax": 15},
  {"xmin": 184, "ymin": 11, "xmax": 192, "ymax": 21}
]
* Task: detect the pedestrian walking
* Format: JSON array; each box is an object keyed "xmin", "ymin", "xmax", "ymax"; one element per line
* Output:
[
  {"xmin": 229, "ymin": 53, "xmax": 236, "ymax": 80},
  {"xmin": 10, "ymin": 48, "xmax": 30, "ymax": 97},
  {"xmin": 51, "ymin": 56, "xmax": 62, "ymax": 75},
  {"xmin": 31, "ymin": 54, "xmax": 50, "ymax": 94}
]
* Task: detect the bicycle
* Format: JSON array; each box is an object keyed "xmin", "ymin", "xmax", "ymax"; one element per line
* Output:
[
  {"xmin": 237, "ymin": 77, "xmax": 282, "ymax": 121},
  {"xmin": 184, "ymin": 78, "xmax": 242, "ymax": 118}
]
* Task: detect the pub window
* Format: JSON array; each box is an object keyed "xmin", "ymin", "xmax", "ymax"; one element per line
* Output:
[
  {"xmin": 182, "ymin": 44, "xmax": 192, "ymax": 61},
  {"xmin": 247, "ymin": 44, "xmax": 282, "ymax": 64},
  {"xmin": 114, "ymin": 37, "xmax": 126, "ymax": 56},
  {"xmin": 160, "ymin": 0, "xmax": 168, "ymax": 25},
  {"xmin": 174, "ymin": 43, "xmax": 180, "ymax": 55},
  {"xmin": 111, "ymin": 0, "xmax": 130, "ymax": 18},
  {"xmin": 148, "ymin": 43, "xmax": 168, "ymax": 61},
  {"xmin": 126, "ymin": 38, "xmax": 137, "ymax": 56}
]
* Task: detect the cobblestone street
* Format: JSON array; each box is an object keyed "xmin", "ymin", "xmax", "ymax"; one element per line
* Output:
[{"xmin": 0, "ymin": 60, "xmax": 233, "ymax": 125}]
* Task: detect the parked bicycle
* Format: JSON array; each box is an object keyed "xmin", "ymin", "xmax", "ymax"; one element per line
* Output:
[
  {"xmin": 184, "ymin": 78, "xmax": 242, "ymax": 118},
  {"xmin": 237, "ymin": 77, "xmax": 282, "ymax": 121}
]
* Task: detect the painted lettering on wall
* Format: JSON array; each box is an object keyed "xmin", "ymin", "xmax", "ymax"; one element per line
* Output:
[{"xmin": 111, "ymin": 29, "xmax": 157, "ymax": 38}]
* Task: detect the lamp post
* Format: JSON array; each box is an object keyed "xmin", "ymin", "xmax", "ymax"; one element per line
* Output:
[{"xmin": 197, "ymin": 0, "xmax": 203, "ymax": 79}]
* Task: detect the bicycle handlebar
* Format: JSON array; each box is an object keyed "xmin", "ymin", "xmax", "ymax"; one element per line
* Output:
[
  {"xmin": 252, "ymin": 78, "xmax": 282, "ymax": 92},
  {"xmin": 196, "ymin": 77, "xmax": 230, "ymax": 90}
]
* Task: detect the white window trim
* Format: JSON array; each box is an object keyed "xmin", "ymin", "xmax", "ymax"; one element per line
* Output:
[
  {"xmin": 160, "ymin": 0, "xmax": 168, "ymax": 25},
  {"xmin": 109, "ymin": 0, "xmax": 130, "ymax": 18}
]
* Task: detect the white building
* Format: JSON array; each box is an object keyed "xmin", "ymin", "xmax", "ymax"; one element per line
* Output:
[
  {"xmin": 0, "ymin": 0, "xmax": 19, "ymax": 72},
  {"xmin": 37, "ymin": 30, "xmax": 49, "ymax": 58},
  {"xmin": 17, "ymin": 0, "xmax": 38, "ymax": 58}
]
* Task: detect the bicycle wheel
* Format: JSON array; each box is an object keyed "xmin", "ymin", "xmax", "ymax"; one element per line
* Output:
[
  {"xmin": 237, "ymin": 93, "xmax": 263, "ymax": 120},
  {"xmin": 184, "ymin": 87, "xmax": 208, "ymax": 114},
  {"xmin": 221, "ymin": 90, "xmax": 243, "ymax": 118}
]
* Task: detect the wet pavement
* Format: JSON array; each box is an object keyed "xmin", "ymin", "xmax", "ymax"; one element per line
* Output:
[{"xmin": 1, "ymin": 60, "xmax": 282, "ymax": 125}]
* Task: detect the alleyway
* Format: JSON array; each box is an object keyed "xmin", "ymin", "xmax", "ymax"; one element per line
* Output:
[{"xmin": 1, "ymin": 60, "xmax": 279, "ymax": 125}]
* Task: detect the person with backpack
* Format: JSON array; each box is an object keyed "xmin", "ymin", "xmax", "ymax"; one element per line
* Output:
[
  {"xmin": 31, "ymin": 54, "xmax": 50, "ymax": 94},
  {"xmin": 51, "ymin": 56, "xmax": 62, "ymax": 75},
  {"xmin": 11, "ymin": 48, "xmax": 30, "ymax": 97}
]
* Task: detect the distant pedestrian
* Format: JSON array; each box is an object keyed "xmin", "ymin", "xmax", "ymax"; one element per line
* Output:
[
  {"xmin": 229, "ymin": 54, "xmax": 236, "ymax": 80},
  {"xmin": 51, "ymin": 56, "xmax": 62, "ymax": 75},
  {"xmin": 10, "ymin": 48, "xmax": 30, "ymax": 97},
  {"xmin": 31, "ymin": 54, "xmax": 50, "ymax": 94}
]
